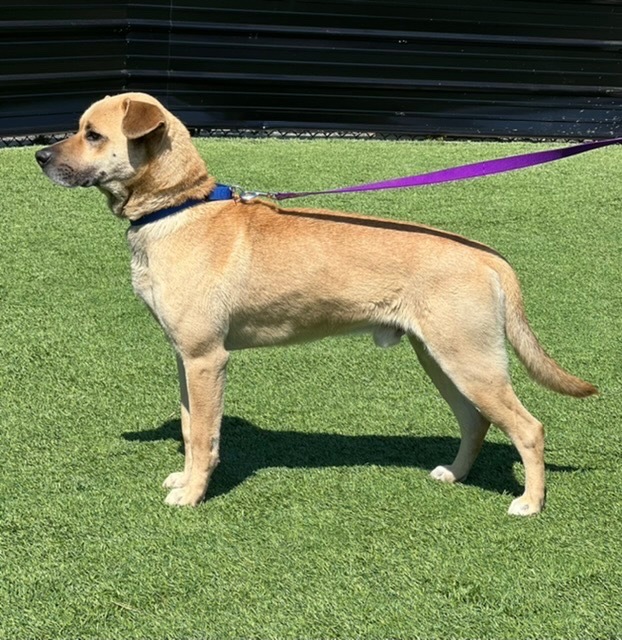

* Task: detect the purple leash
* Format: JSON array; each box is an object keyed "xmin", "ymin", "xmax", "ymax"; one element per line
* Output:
[{"xmin": 236, "ymin": 137, "xmax": 622, "ymax": 203}]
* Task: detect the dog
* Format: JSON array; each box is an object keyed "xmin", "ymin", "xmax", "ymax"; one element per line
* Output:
[{"xmin": 35, "ymin": 92, "xmax": 597, "ymax": 515}]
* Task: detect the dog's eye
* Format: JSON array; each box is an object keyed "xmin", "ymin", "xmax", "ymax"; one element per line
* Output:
[{"xmin": 85, "ymin": 130, "xmax": 103, "ymax": 143}]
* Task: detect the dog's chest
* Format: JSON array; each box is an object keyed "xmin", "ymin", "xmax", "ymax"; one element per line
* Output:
[
  {"xmin": 127, "ymin": 232, "xmax": 158, "ymax": 310},
  {"xmin": 130, "ymin": 249, "xmax": 153, "ymax": 306}
]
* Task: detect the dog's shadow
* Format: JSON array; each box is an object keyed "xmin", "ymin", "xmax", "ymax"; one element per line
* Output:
[{"xmin": 123, "ymin": 416, "xmax": 581, "ymax": 500}]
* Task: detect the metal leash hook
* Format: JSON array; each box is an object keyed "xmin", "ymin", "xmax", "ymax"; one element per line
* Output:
[{"xmin": 231, "ymin": 185, "xmax": 276, "ymax": 204}]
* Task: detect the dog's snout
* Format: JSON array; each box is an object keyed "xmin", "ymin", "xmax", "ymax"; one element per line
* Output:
[{"xmin": 35, "ymin": 147, "xmax": 54, "ymax": 168}]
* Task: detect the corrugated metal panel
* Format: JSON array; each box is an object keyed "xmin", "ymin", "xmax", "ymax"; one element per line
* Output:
[
  {"xmin": 0, "ymin": 2, "xmax": 128, "ymax": 136},
  {"xmin": 2, "ymin": 1, "xmax": 622, "ymax": 138},
  {"xmin": 127, "ymin": 0, "xmax": 622, "ymax": 138}
]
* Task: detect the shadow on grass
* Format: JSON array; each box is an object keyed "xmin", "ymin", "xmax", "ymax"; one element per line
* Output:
[{"xmin": 123, "ymin": 416, "xmax": 578, "ymax": 500}]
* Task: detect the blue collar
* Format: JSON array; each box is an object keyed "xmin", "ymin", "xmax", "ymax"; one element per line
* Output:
[{"xmin": 129, "ymin": 184, "xmax": 233, "ymax": 227}]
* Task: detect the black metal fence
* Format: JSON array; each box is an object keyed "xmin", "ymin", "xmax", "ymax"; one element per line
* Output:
[{"xmin": 2, "ymin": 0, "xmax": 622, "ymax": 143}]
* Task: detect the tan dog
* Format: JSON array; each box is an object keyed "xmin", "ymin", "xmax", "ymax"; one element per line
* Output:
[{"xmin": 35, "ymin": 92, "xmax": 596, "ymax": 515}]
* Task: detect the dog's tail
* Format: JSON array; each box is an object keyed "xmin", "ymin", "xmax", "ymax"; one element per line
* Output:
[{"xmin": 498, "ymin": 262, "xmax": 597, "ymax": 398}]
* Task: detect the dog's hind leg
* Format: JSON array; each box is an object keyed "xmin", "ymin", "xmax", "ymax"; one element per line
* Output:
[
  {"xmin": 409, "ymin": 336, "xmax": 490, "ymax": 484},
  {"xmin": 413, "ymin": 331, "xmax": 545, "ymax": 516},
  {"xmin": 473, "ymin": 383, "xmax": 545, "ymax": 516},
  {"xmin": 462, "ymin": 378, "xmax": 545, "ymax": 516}
]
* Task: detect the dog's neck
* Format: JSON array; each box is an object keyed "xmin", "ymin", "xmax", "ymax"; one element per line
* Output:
[{"xmin": 100, "ymin": 131, "xmax": 216, "ymax": 222}]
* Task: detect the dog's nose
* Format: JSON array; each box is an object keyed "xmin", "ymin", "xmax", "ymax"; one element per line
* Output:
[{"xmin": 35, "ymin": 147, "xmax": 53, "ymax": 167}]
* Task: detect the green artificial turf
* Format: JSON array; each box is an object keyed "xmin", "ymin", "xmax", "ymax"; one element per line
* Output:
[{"xmin": 0, "ymin": 138, "xmax": 620, "ymax": 639}]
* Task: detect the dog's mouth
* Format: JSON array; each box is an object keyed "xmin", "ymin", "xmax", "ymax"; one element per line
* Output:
[
  {"xmin": 43, "ymin": 164, "xmax": 107, "ymax": 188},
  {"xmin": 78, "ymin": 170, "xmax": 108, "ymax": 188}
]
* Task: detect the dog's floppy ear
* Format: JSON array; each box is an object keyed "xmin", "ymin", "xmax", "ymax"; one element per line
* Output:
[{"xmin": 122, "ymin": 99, "xmax": 166, "ymax": 140}]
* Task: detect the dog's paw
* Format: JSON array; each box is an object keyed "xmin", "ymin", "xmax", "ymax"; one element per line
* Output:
[
  {"xmin": 162, "ymin": 471, "xmax": 188, "ymax": 489},
  {"xmin": 164, "ymin": 487, "xmax": 204, "ymax": 507},
  {"xmin": 430, "ymin": 465, "xmax": 458, "ymax": 484},
  {"xmin": 507, "ymin": 495, "xmax": 543, "ymax": 516}
]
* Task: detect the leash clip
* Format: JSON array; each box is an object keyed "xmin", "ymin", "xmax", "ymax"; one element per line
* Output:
[{"xmin": 231, "ymin": 185, "xmax": 275, "ymax": 204}]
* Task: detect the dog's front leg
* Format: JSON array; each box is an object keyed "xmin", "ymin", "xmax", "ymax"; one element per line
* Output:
[
  {"xmin": 164, "ymin": 346, "xmax": 229, "ymax": 506},
  {"xmin": 162, "ymin": 354, "xmax": 192, "ymax": 490}
]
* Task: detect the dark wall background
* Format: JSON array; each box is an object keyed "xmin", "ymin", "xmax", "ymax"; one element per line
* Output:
[
  {"xmin": 1, "ymin": 1, "xmax": 127, "ymax": 136},
  {"xmin": 2, "ymin": 0, "xmax": 622, "ymax": 139}
]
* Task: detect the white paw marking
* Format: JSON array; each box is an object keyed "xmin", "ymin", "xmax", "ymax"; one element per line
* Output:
[
  {"xmin": 164, "ymin": 487, "xmax": 200, "ymax": 507},
  {"xmin": 507, "ymin": 496, "xmax": 542, "ymax": 516},
  {"xmin": 162, "ymin": 471, "xmax": 187, "ymax": 489},
  {"xmin": 164, "ymin": 488, "xmax": 185, "ymax": 506},
  {"xmin": 430, "ymin": 465, "xmax": 457, "ymax": 483}
]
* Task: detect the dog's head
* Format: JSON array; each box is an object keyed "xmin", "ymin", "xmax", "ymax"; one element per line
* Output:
[
  {"xmin": 36, "ymin": 93, "xmax": 169, "ymax": 190},
  {"xmin": 35, "ymin": 92, "xmax": 216, "ymax": 221}
]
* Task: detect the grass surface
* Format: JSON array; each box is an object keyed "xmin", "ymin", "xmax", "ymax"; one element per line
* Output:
[{"xmin": 0, "ymin": 138, "xmax": 621, "ymax": 639}]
